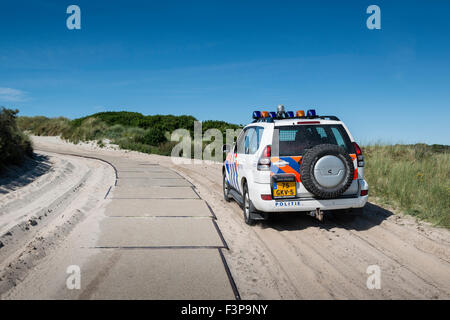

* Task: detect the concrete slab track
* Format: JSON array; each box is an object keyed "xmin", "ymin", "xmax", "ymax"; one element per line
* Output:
[{"xmin": 32, "ymin": 148, "xmax": 239, "ymax": 300}]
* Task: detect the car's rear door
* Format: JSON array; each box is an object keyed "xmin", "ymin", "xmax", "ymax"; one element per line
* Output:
[
  {"xmin": 271, "ymin": 124, "xmax": 359, "ymax": 199},
  {"xmin": 226, "ymin": 127, "xmax": 249, "ymax": 195}
]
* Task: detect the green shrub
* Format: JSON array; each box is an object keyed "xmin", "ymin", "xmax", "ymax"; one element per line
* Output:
[
  {"xmin": 105, "ymin": 124, "xmax": 125, "ymax": 139},
  {"xmin": 135, "ymin": 127, "xmax": 167, "ymax": 146},
  {"xmin": 71, "ymin": 111, "xmax": 197, "ymax": 133},
  {"xmin": 0, "ymin": 108, "xmax": 33, "ymax": 168}
]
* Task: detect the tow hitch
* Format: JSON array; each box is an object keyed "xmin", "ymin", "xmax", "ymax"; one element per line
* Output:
[{"xmin": 308, "ymin": 208, "xmax": 324, "ymax": 222}]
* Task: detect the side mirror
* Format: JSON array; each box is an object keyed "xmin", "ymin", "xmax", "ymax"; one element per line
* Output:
[{"xmin": 222, "ymin": 144, "xmax": 231, "ymax": 153}]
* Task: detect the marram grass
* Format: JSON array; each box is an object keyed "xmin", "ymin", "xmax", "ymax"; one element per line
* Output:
[{"xmin": 364, "ymin": 144, "xmax": 450, "ymax": 228}]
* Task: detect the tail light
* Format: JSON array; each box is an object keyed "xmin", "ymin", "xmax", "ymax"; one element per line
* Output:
[
  {"xmin": 360, "ymin": 190, "xmax": 368, "ymax": 196},
  {"xmin": 257, "ymin": 145, "xmax": 271, "ymax": 171},
  {"xmin": 261, "ymin": 194, "xmax": 272, "ymax": 200},
  {"xmin": 353, "ymin": 142, "xmax": 364, "ymax": 167}
]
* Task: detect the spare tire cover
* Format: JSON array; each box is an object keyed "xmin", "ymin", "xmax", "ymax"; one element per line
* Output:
[{"xmin": 299, "ymin": 144, "xmax": 355, "ymax": 199}]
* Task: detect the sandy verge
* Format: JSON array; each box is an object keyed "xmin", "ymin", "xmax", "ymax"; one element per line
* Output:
[
  {"xmin": 1, "ymin": 135, "xmax": 449, "ymax": 299},
  {"xmin": 0, "ymin": 147, "xmax": 115, "ymax": 296}
]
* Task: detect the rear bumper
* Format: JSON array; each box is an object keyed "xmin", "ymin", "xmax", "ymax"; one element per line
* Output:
[{"xmin": 250, "ymin": 179, "xmax": 369, "ymax": 213}]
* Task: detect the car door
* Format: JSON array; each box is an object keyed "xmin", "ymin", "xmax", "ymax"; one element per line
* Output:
[
  {"xmin": 272, "ymin": 124, "xmax": 359, "ymax": 198},
  {"xmin": 234, "ymin": 127, "xmax": 254, "ymax": 195},
  {"xmin": 226, "ymin": 128, "xmax": 245, "ymax": 194},
  {"xmin": 239, "ymin": 127, "xmax": 264, "ymax": 194}
]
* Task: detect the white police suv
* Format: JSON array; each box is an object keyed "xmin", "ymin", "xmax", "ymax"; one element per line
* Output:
[{"xmin": 222, "ymin": 105, "xmax": 369, "ymax": 225}]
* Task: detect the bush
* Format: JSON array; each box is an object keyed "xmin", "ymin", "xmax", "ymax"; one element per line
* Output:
[
  {"xmin": 105, "ymin": 124, "xmax": 125, "ymax": 140},
  {"xmin": 135, "ymin": 127, "xmax": 167, "ymax": 146},
  {"xmin": 0, "ymin": 107, "xmax": 33, "ymax": 168},
  {"xmin": 71, "ymin": 111, "xmax": 197, "ymax": 133}
]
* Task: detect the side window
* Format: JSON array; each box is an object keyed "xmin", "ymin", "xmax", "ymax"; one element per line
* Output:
[
  {"xmin": 237, "ymin": 127, "xmax": 264, "ymax": 154},
  {"xmin": 244, "ymin": 128, "xmax": 255, "ymax": 154},
  {"xmin": 256, "ymin": 127, "xmax": 264, "ymax": 150},
  {"xmin": 236, "ymin": 129, "xmax": 247, "ymax": 154},
  {"xmin": 248, "ymin": 128, "xmax": 258, "ymax": 154},
  {"xmin": 249, "ymin": 127, "xmax": 264, "ymax": 154}
]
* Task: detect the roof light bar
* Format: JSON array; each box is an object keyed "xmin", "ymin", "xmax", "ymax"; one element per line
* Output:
[
  {"xmin": 307, "ymin": 109, "xmax": 316, "ymax": 117},
  {"xmin": 296, "ymin": 110, "xmax": 305, "ymax": 117},
  {"xmin": 252, "ymin": 111, "xmax": 262, "ymax": 119},
  {"xmin": 253, "ymin": 108, "xmax": 322, "ymax": 120}
]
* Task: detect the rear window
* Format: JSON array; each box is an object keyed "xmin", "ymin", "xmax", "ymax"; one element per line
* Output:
[{"xmin": 275, "ymin": 125, "xmax": 354, "ymax": 156}]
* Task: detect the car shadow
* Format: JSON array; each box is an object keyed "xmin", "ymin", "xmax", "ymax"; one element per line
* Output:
[
  {"xmin": 259, "ymin": 202, "xmax": 394, "ymax": 232},
  {"xmin": 0, "ymin": 153, "xmax": 52, "ymax": 194}
]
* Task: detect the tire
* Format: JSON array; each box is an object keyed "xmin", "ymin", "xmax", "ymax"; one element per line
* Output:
[
  {"xmin": 300, "ymin": 144, "xmax": 355, "ymax": 199},
  {"xmin": 242, "ymin": 184, "xmax": 257, "ymax": 226},
  {"xmin": 223, "ymin": 173, "xmax": 231, "ymax": 202}
]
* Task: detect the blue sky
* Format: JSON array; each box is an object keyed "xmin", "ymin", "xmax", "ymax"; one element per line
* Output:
[{"xmin": 1, "ymin": 0, "xmax": 449, "ymax": 144}]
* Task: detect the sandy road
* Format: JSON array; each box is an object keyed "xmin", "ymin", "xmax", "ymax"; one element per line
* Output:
[
  {"xmin": 1, "ymin": 136, "xmax": 449, "ymax": 299},
  {"xmin": 170, "ymin": 162, "xmax": 450, "ymax": 299},
  {"xmin": 0, "ymin": 150, "xmax": 115, "ymax": 296}
]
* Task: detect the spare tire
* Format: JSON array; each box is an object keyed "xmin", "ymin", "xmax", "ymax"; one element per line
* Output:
[{"xmin": 300, "ymin": 144, "xmax": 354, "ymax": 199}]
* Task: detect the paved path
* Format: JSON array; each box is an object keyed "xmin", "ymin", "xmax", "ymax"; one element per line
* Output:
[{"xmin": 34, "ymin": 149, "xmax": 239, "ymax": 300}]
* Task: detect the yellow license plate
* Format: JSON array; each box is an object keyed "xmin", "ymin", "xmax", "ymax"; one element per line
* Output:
[{"xmin": 273, "ymin": 181, "xmax": 296, "ymax": 198}]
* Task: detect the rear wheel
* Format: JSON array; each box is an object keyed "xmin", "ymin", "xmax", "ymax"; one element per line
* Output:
[
  {"xmin": 223, "ymin": 173, "xmax": 231, "ymax": 202},
  {"xmin": 243, "ymin": 184, "xmax": 257, "ymax": 226}
]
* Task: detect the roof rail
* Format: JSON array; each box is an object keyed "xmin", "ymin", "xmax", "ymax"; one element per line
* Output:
[
  {"xmin": 251, "ymin": 115, "xmax": 340, "ymax": 122},
  {"xmin": 295, "ymin": 115, "xmax": 341, "ymax": 121},
  {"xmin": 318, "ymin": 115, "xmax": 340, "ymax": 121},
  {"xmin": 252, "ymin": 117, "xmax": 274, "ymax": 123}
]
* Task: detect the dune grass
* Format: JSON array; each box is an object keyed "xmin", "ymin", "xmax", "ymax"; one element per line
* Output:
[
  {"xmin": 17, "ymin": 116, "xmax": 70, "ymax": 136},
  {"xmin": 363, "ymin": 144, "xmax": 450, "ymax": 228}
]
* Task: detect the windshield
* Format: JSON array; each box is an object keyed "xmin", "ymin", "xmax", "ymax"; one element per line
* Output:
[{"xmin": 274, "ymin": 124, "xmax": 354, "ymax": 156}]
